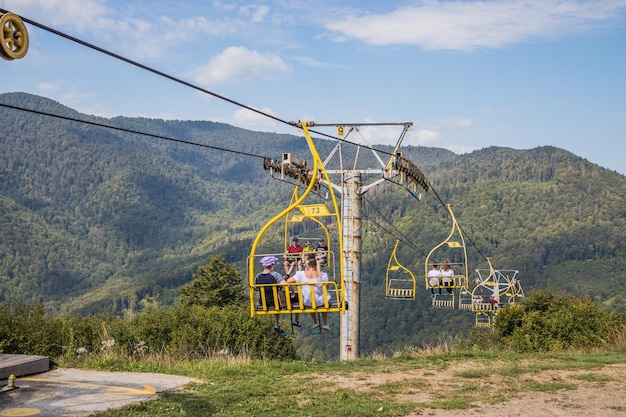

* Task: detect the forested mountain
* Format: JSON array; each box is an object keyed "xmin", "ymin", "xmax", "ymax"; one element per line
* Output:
[{"xmin": 1, "ymin": 92, "xmax": 625, "ymax": 357}]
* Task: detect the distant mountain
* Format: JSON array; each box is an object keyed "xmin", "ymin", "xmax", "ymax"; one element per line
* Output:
[
  {"xmin": 0, "ymin": 92, "xmax": 297, "ymax": 311},
  {"xmin": 1, "ymin": 92, "xmax": 624, "ymax": 355}
]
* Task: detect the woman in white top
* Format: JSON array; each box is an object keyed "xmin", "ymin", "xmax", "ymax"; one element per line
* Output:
[
  {"xmin": 441, "ymin": 262, "xmax": 454, "ymax": 294},
  {"xmin": 287, "ymin": 258, "xmax": 330, "ymax": 332}
]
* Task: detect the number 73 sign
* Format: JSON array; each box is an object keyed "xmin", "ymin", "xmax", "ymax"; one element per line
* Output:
[{"xmin": 288, "ymin": 204, "xmax": 332, "ymax": 222}]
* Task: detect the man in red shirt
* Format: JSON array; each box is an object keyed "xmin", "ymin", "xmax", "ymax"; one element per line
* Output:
[{"xmin": 284, "ymin": 237, "xmax": 303, "ymax": 272}]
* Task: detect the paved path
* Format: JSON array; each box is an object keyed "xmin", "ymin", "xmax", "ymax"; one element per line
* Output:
[{"xmin": 1, "ymin": 368, "xmax": 198, "ymax": 416}]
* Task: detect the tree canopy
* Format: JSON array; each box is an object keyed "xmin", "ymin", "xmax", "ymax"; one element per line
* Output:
[{"xmin": 178, "ymin": 255, "xmax": 246, "ymax": 308}]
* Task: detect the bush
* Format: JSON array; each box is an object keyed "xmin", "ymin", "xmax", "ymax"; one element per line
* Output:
[
  {"xmin": 166, "ymin": 305, "xmax": 296, "ymax": 360},
  {"xmin": 0, "ymin": 301, "xmax": 296, "ymax": 362},
  {"xmin": 495, "ymin": 289, "xmax": 622, "ymax": 352},
  {"xmin": 58, "ymin": 313, "xmax": 113, "ymax": 356},
  {"xmin": 457, "ymin": 327, "xmax": 503, "ymax": 352},
  {"xmin": 0, "ymin": 303, "xmax": 63, "ymax": 357}
]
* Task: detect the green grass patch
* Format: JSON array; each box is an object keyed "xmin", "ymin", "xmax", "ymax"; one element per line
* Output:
[
  {"xmin": 482, "ymin": 393, "xmax": 513, "ymax": 405},
  {"xmin": 421, "ymin": 397, "xmax": 476, "ymax": 410},
  {"xmin": 570, "ymin": 373, "xmax": 613, "ymax": 383},
  {"xmin": 456, "ymin": 368, "xmax": 491, "ymax": 378},
  {"xmin": 520, "ymin": 380, "xmax": 577, "ymax": 392}
]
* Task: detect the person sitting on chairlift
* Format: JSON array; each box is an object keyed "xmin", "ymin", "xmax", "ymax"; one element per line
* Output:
[
  {"xmin": 489, "ymin": 295, "xmax": 499, "ymax": 309},
  {"xmin": 428, "ymin": 264, "xmax": 442, "ymax": 296},
  {"xmin": 303, "ymin": 240, "xmax": 316, "ymax": 259},
  {"xmin": 286, "ymin": 258, "xmax": 331, "ymax": 333},
  {"xmin": 316, "ymin": 239, "xmax": 329, "ymax": 267},
  {"xmin": 284, "ymin": 237, "xmax": 304, "ymax": 271},
  {"xmin": 255, "ymin": 256, "xmax": 287, "ymax": 332},
  {"xmin": 441, "ymin": 262, "xmax": 454, "ymax": 294}
]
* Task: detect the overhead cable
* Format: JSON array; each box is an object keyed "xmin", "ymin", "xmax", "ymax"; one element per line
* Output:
[
  {"xmin": 362, "ymin": 195, "xmax": 427, "ymax": 257},
  {"xmin": 0, "ymin": 102, "xmax": 265, "ymax": 159},
  {"xmin": 2, "ymin": 8, "xmax": 399, "ymax": 158}
]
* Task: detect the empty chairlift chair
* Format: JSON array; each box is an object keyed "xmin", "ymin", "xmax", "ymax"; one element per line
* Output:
[{"xmin": 385, "ymin": 240, "xmax": 417, "ymax": 300}]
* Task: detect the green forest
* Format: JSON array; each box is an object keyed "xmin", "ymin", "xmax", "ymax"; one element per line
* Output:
[{"xmin": 1, "ymin": 92, "xmax": 625, "ymax": 359}]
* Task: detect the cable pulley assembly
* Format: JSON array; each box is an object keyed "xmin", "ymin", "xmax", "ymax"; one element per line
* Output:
[
  {"xmin": 0, "ymin": 12, "xmax": 29, "ymax": 60},
  {"xmin": 263, "ymin": 153, "xmax": 321, "ymax": 192}
]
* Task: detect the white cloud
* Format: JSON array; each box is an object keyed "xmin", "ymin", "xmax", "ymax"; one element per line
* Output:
[
  {"xmin": 239, "ymin": 5, "xmax": 270, "ymax": 23},
  {"xmin": 35, "ymin": 81, "xmax": 62, "ymax": 94},
  {"xmin": 324, "ymin": 123, "xmax": 419, "ymax": 147},
  {"xmin": 213, "ymin": 1, "xmax": 236, "ymax": 12},
  {"xmin": 413, "ymin": 129, "xmax": 441, "ymax": 145},
  {"xmin": 388, "ymin": 117, "xmax": 473, "ymax": 146},
  {"xmin": 1, "ymin": 0, "xmax": 112, "ymax": 32},
  {"xmin": 232, "ymin": 106, "xmax": 279, "ymax": 129},
  {"xmin": 190, "ymin": 46, "xmax": 291, "ymax": 86},
  {"xmin": 324, "ymin": 0, "xmax": 626, "ymax": 51},
  {"xmin": 35, "ymin": 81, "xmax": 101, "ymax": 115},
  {"xmin": 1, "ymin": 0, "xmax": 246, "ymax": 61},
  {"xmin": 292, "ymin": 56, "xmax": 349, "ymax": 69},
  {"xmin": 174, "ymin": 15, "xmax": 238, "ymax": 36}
]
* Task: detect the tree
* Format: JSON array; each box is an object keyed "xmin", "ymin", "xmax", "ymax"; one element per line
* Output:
[{"xmin": 178, "ymin": 255, "xmax": 245, "ymax": 308}]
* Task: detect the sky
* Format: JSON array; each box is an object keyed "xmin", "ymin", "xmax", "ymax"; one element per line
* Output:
[{"xmin": 1, "ymin": 0, "xmax": 625, "ymax": 174}]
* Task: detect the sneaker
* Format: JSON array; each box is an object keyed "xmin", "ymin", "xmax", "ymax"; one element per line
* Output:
[
  {"xmin": 311, "ymin": 323, "xmax": 320, "ymax": 330},
  {"xmin": 274, "ymin": 325, "xmax": 283, "ymax": 332},
  {"xmin": 321, "ymin": 324, "xmax": 331, "ymax": 333},
  {"xmin": 292, "ymin": 320, "xmax": 302, "ymax": 328}
]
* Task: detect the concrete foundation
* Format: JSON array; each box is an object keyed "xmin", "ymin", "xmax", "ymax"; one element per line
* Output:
[{"xmin": 0, "ymin": 354, "xmax": 50, "ymax": 380}]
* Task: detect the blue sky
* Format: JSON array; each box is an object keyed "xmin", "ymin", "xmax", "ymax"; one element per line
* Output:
[{"xmin": 1, "ymin": 0, "xmax": 625, "ymax": 174}]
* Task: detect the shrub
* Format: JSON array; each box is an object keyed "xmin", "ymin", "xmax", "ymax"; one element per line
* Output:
[
  {"xmin": 458, "ymin": 327, "xmax": 503, "ymax": 352},
  {"xmin": 0, "ymin": 301, "xmax": 296, "ymax": 362},
  {"xmin": 0, "ymin": 303, "xmax": 63, "ymax": 357},
  {"xmin": 495, "ymin": 290, "xmax": 620, "ymax": 352},
  {"xmin": 167, "ymin": 305, "xmax": 296, "ymax": 360}
]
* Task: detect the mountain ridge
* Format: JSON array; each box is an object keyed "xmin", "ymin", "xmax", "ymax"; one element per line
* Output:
[{"xmin": 1, "ymin": 92, "xmax": 624, "ymax": 353}]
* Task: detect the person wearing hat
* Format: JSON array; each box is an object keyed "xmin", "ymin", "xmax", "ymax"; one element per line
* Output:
[
  {"xmin": 284, "ymin": 237, "xmax": 304, "ymax": 271},
  {"xmin": 255, "ymin": 256, "xmax": 287, "ymax": 332}
]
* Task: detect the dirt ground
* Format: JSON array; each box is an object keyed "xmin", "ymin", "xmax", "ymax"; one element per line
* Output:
[{"xmin": 311, "ymin": 360, "xmax": 626, "ymax": 416}]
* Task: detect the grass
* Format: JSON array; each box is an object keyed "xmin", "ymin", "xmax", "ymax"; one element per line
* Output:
[
  {"xmin": 519, "ymin": 380, "xmax": 578, "ymax": 392},
  {"xmin": 570, "ymin": 373, "xmax": 613, "ymax": 383},
  {"xmin": 79, "ymin": 348, "xmax": 626, "ymax": 417}
]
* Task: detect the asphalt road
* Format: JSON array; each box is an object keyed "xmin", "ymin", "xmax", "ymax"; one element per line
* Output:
[{"xmin": 0, "ymin": 368, "xmax": 198, "ymax": 416}]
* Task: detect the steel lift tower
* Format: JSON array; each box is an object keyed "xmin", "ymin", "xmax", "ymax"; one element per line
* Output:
[{"xmin": 315, "ymin": 122, "xmax": 429, "ymax": 360}]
